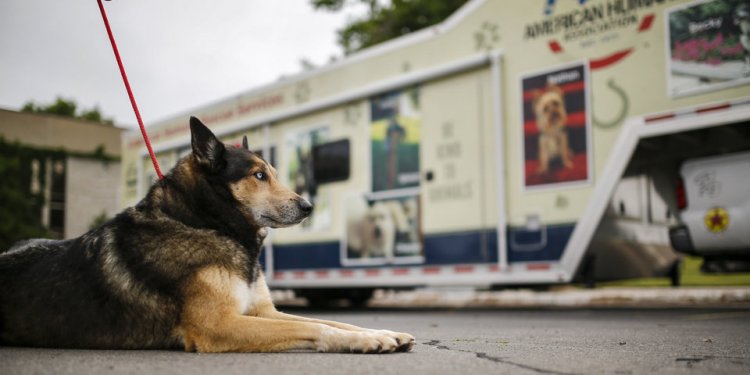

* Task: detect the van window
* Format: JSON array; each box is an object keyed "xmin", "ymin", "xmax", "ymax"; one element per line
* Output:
[{"xmin": 312, "ymin": 139, "xmax": 350, "ymax": 184}]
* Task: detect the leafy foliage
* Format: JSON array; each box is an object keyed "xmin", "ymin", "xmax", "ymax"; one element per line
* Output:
[
  {"xmin": 88, "ymin": 211, "xmax": 110, "ymax": 231},
  {"xmin": 0, "ymin": 136, "xmax": 118, "ymax": 251},
  {"xmin": 0, "ymin": 137, "xmax": 55, "ymax": 251},
  {"xmin": 311, "ymin": 0, "xmax": 468, "ymax": 55},
  {"xmin": 21, "ymin": 97, "xmax": 114, "ymax": 125}
]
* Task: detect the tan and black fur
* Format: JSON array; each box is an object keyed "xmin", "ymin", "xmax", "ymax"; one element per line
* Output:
[
  {"xmin": 0, "ymin": 117, "xmax": 414, "ymax": 353},
  {"xmin": 533, "ymin": 85, "xmax": 574, "ymax": 175}
]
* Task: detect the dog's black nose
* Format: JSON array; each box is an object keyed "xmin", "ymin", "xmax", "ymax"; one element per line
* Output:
[{"xmin": 298, "ymin": 199, "xmax": 314, "ymax": 215}]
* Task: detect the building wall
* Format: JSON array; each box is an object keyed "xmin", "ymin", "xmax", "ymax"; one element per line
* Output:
[
  {"xmin": 64, "ymin": 157, "xmax": 121, "ymax": 238},
  {"xmin": 0, "ymin": 109, "xmax": 122, "ymax": 155}
]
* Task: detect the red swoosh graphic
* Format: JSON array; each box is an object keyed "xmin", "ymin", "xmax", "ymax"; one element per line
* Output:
[{"xmin": 590, "ymin": 49, "xmax": 633, "ymax": 70}]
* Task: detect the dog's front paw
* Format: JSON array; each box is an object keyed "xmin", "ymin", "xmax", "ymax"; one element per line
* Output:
[
  {"xmin": 317, "ymin": 327, "xmax": 400, "ymax": 354},
  {"xmin": 371, "ymin": 329, "xmax": 415, "ymax": 352}
]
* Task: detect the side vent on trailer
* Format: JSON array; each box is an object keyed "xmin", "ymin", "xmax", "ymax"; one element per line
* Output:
[{"xmin": 510, "ymin": 214, "xmax": 548, "ymax": 252}]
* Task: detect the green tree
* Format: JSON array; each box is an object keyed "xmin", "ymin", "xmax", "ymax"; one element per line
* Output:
[
  {"xmin": 88, "ymin": 211, "xmax": 110, "ymax": 231},
  {"xmin": 21, "ymin": 97, "xmax": 114, "ymax": 125},
  {"xmin": 311, "ymin": 0, "xmax": 468, "ymax": 55},
  {"xmin": 0, "ymin": 138, "xmax": 49, "ymax": 251}
]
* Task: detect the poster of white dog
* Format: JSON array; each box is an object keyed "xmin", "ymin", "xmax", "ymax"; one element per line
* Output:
[{"xmin": 342, "ymin": 193, "xmax": 422, "ymax": 266}]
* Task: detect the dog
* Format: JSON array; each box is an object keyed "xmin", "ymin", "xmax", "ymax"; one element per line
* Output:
[
  {"xmin": 0, "ymin": 117, "xmax": 415, "ymax": 353},
  {"xmin": 346, "ymin": 197, "xmax": 418, "ymax": 260},
  {"xmin": 735, "ymin": 2, "xmax": 750, "ymax": 74},
  {"xmin": 533, "ymin": 84, "xmax": 574, "ymax": 175},
  {"xmin": 347, "ymin": 200, "xmax": 396, "ymax": 259}
]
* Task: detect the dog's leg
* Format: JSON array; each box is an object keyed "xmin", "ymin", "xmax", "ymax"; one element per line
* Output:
[
  {"xmin": 561, "ymin": 132, "xmax": 574, "ymax": 169},
  {"xmin": 249, "ymin": 273, "xmax": 415, "ymax": 352},
  {"xmin": 537, "ymin": 136, "xmax": 549, "ymax": 174},
  {"xmin": 180, "ymin": 266, "xmax": 403, "ymax": 353}
]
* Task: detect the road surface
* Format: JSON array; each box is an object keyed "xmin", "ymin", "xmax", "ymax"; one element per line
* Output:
[{"xmin": 2, "ymin": 308, "xmax": 749, "ymax": 375}]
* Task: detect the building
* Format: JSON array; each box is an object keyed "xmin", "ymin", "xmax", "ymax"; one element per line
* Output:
[{"xmin": 0, "ymin": 108, "xmax": 123, "ymax": 240}]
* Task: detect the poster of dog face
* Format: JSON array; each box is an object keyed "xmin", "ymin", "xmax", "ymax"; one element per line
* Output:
[
  {"xmin": 370, "ymin": 88, "xmax": 421, "ymax": 193},
  {"xmin": 521, "ymin": 62, "xmax": 591, "ymax": 189},
  {"xmin": 667, "ymin": 0, "xmax": 750, "ymax": 97},
  {"xmin": 342, "ymin": 193, "xmax": 422, "ymax": 265},
  {"xmin": 284, "ymin": 127, "xmax": 331, "ymax": 230}
]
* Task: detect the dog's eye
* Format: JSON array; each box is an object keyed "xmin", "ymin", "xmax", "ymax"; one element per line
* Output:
[{"xmin": 254, "ymin": 171, "xmax": 267, "ymax": 181}]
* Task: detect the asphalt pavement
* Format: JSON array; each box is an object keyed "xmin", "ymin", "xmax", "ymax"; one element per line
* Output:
[{"xmin": 2, "ymin": 308, "xmax": 749, "ymax": 375}]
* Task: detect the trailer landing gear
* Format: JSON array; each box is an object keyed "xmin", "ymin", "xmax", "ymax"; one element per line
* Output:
[{"xmin": 668, "ymin": 258, "xmax": 681, "ymax": 287}]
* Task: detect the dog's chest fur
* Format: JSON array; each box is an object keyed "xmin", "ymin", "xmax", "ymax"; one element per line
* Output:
[{"xmin": 231, "ymin": 276, "xmax": 264, "ymax": 315}]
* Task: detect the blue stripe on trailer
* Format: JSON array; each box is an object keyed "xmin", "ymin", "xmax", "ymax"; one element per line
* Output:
[
  {"xmin": 258, "ymin": 248, "xmax": 266, "ymax": 266},
  {"xmin": 270, "ymin": 224, "xmax": 574, "ymax": 270},
  {"xmin": 424, "ymin": 230, "xmax": 498, "ymax": 264},
  {"xmin": 268, "ymin": 241, "xmax": 341, "ymax": 270}
]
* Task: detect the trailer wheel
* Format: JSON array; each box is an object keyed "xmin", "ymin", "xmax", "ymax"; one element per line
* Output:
[
  {"xmin": 296, "ymin": 288, "xmax": 375, "ymax": 308},
  {"xmin": 306, "ymin": 295, "xmax": 337, "ymax": 309},
  {"xmin": 346, "ymin": 289, "xmax": 375, "ymax": 308}
]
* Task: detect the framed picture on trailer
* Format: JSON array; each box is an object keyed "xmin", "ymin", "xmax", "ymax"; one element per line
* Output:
[{"xmin": 519, "ymin": 61, "xmax": 592, "ymax": 190}]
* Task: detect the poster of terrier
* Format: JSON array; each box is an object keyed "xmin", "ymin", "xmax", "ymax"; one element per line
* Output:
[
  {"xmin": 370, "ymin": 88, "xmax": 421, "ymax": 193},
  {"xmin": 667, "ymin": 0, "xmax": 750, "ymax": 97},
  {"xmin": 342, "ymin": 193, "xmax": 423, "ymax": 266},
  {"xmin": 520, "ymin": 62, "xmax": 591, "ymax": 190}
]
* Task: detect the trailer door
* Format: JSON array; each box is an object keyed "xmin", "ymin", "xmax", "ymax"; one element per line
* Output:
[{"xmin": 419, "ymin": 69, "xmax": 494, "ymax": 264}]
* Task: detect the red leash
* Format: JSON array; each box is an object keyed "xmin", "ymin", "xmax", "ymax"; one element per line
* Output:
[{"xmin": 97, "ymin": 0, "xmax": 164, "ymax": 180}]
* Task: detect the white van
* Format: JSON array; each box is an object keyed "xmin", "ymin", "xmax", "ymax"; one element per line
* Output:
[{"xmin": 670, "ymin": 151, "xmax": 750, "ymax": 272}]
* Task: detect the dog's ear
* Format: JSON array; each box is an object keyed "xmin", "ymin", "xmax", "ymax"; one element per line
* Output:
[
  {"xmin": 190, "ymin": 116, "xmax": 226, "ymax": 173},
  {"xmin": 242, "ymin": 135, "xmax": 249, "ymax": 150},
  {"xmin": 531, "ymin": 88, "xmax": 544, "ymax": 107}
]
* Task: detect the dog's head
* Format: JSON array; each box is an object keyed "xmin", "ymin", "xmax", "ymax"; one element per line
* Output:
[
  {"xmin": 533, "ymin": 85, "xmax": 567, "ymax": 133},
  {"xmin": 365, "ymin": 202, "xmax": 396, "ymax": 253},
  {"xmin": 189, "ymin": 117, "xmax": 313, "ymax": 228}
]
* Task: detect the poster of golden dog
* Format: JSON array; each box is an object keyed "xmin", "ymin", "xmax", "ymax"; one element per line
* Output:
[{"xmin": 520, "ymin": 62, "xmax": 592, "ymax": 189}]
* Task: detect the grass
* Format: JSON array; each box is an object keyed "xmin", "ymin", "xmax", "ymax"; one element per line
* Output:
[{"xmin": 597, "ymin": 256, "xmax": 750, "ymax": 287}]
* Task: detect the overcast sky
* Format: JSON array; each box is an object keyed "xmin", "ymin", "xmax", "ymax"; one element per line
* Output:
[{"xmin": 0, "ymin": 0, "xmax": 363, "ymax": 128}]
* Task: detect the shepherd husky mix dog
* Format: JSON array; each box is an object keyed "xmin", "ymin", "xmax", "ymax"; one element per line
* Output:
[{"xmin": 0, "ymin": 117, "xmax": 414, "ymax": 353}]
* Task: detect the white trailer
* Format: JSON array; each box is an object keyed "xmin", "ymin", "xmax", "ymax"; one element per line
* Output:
[{"xmin": 121, "ymin": 0, "xmax": 750, "ymax": 304}]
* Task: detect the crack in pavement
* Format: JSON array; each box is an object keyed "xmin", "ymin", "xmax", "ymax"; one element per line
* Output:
[
  {"xmin": 423, "ymin": 340, "xmax": 580, "ymax": 375},
  {"xmin": 676, "ymin": 355, "xmax": 750, "ymax": 368}
]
